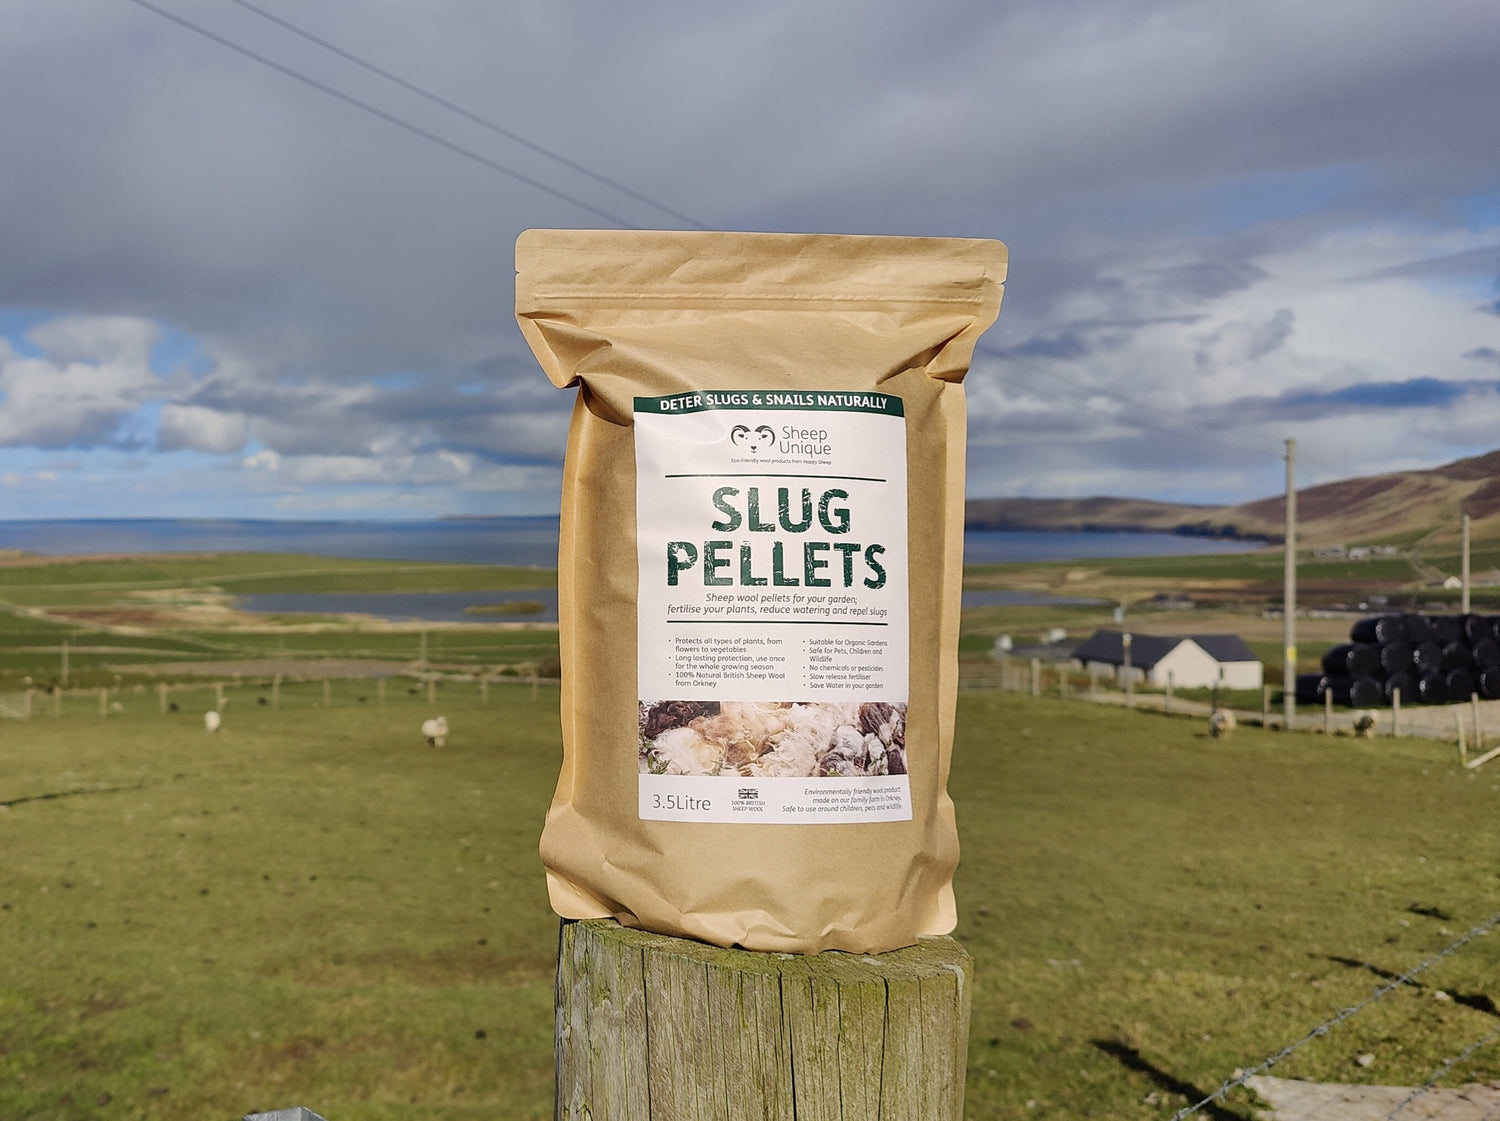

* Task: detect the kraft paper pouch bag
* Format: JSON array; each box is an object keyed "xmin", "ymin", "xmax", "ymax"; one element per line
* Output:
[{"xmin": 516, "ymin": 229, "xmax": 1006, "ymax": 953}]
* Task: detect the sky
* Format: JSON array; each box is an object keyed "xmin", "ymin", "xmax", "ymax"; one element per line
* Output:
[{"xmin": 1, "ymin": 0, "xmax": 1498, "ymax": 520}]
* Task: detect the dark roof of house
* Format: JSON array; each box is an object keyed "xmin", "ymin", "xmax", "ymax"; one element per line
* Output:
[
  {"xmin": 1073, "ymin": 629, "xmax": 1259, "ymax": 668},
  {"xmin": 1189, "ymin": 633, "xmax": 1260, "ymax": 663}
]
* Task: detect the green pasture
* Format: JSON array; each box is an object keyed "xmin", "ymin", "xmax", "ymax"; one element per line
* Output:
[
  {"xmin": 0, "ymin": 554, "xmax": 561, "ymax": 691},
  {"xmin": 2, "ymin": 691, "xmax": 1496, "ymax": 1120},
  {"xmin": 0, "ymin": 555, "xmax": 555, "ymax": 603}
]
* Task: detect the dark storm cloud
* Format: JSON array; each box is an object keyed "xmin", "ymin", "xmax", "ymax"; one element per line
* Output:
[{"xmin": 1206, "ymin": 378, "xmax": 1500, "ymax": 425}]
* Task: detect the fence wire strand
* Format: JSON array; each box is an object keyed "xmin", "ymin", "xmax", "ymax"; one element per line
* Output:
[
  {"xmin": 1385, "ymin": 1020, "xmax": 1500, "ymax": 1120},
  {"xmin": 1170, "ymin": 910, "xmax": 1500, "ymax": 1120}
]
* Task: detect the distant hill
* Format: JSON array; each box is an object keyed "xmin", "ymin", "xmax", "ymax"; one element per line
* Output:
[{"xmin": 965, "ymin": 449, "xmax": 1500, "ymax": 547}]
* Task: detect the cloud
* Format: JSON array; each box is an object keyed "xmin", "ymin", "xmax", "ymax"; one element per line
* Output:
[
  {"xmin": 0, "ymin": 316, "xmax": 162, "ymax": 448},
  {"xmin": 157, "ymin": 404, "xmax": 250, "ymax": 454}
]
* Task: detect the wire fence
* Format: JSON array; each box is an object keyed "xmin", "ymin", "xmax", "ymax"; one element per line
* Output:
[
  {"xmin": 1171, "ymin": 910, "xmax": 1500, "ymax": 1120},
  {"xmin": 0, "ymin": 669, "xmax": 557, "ymax": 723}
]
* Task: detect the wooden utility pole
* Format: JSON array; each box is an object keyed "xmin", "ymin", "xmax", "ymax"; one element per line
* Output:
[
  {"xmin": 1462, "ymin": 513, "xmax": 1471, "ymax": 615},
  {"xmin": 1283, "ymin": 438, "xmax": 1297, "ymax": 727}
]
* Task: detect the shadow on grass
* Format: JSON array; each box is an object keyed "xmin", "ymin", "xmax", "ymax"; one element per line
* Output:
[
  {"xmin": 1091, "ymin": 1038, "xmax": 1254, "ymax": 1121},
  {"xmin": 1321, "ymin": 954, "xmax": 1425, "ymax": 987}
]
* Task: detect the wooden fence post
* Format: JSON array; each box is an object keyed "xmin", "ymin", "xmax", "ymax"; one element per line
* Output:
[
  {"xmin": 1324, "ymin": 687, "xmax": 1332, "ymax": 734},
  {"xmin": 1471, "ymin": 693, "xmax": 1482, "ymax": 752},
  {"xmin": 23, "ymin": 689, "xmax": 33, "ymax": 720},
  {"xmin": 158, "ymin": 683, "xmax": 168, "ymax": 714},
  {"xmin": 427, "ymin": 679, "xmax": 437, "ymax": 706},
  {"xmin": 215, "ymin": 682, "xmax": 225, "ymax": 710},
  {"xmin": 1262, "ymin": 685, "xmax": 1271, "ymax": 728},
  {"xmin": 1165, "ymin": 672, "xmax": 1174, "ymax": 714},
  {"xmin": 1029, "ymin": 657, "xmax": 1040, "ymax": 698},
  {"xmin": 556, "ymin": 919, "xmax": 972, "ymax": 1121},
  {"xmin": 479, "ymin": 677, "xmax": 489, "ymax": 705},
  {"xmin": 272, "ymin": 675, "xmax": 281, "ymax": 710},
  {"xmin": 1456, "ymin": 708, "xmax": 1468, "ymax": 766},
  {"xmin": 1392, "ymin": 688, "xmax": 1401, "ymax": 737},
  {"xmin": 323, "ymin": 679, "xmax": 332, "ymax": 707}
]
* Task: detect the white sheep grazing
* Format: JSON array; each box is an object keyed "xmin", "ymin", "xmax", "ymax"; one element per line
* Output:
[
  {"xmin": 1208, "ymin": 708, "xmax": 1235, "ymax": 738},
  {"xmin": 204, "ymin": 710, "xmax": 221, "ymax": 733},
  {"xmin": 421, "ymin": 715, "xmax": 448, "ymax": 748}
]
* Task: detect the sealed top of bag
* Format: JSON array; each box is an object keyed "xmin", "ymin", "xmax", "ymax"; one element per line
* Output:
[{"xmin": 516, "ymin": 229, "xmax": 1006, "ymax": 308}]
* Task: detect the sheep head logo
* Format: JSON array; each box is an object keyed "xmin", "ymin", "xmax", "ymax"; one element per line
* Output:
[{"xmin": 730, "ymin": 423, "xmax": 776, "ymax": 453}]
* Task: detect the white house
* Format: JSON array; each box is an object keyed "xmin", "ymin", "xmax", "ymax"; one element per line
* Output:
[{"xmin": 1072, "ymin": 629, "xmax": 1264, "ymax": 690}]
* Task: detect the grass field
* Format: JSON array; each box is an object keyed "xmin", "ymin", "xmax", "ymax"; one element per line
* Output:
[
  {"xmin": 0, "ymin": 555, "xmax": 561, "ymax": 691},
  {"xmin": 3, "ymin": 688, "xmax": 1497, "ymax": 1120}
]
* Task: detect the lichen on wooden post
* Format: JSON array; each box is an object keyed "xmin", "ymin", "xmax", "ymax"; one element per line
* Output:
[{"xmin": 556, "ymin": 918, "xmax": 972, "ymax": 1121}]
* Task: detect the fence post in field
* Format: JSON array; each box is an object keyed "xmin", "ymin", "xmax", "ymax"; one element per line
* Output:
[
  {"xmin": 1455, "ymin": 708, "xmax": 1467, "ymax": 766},
  {"xmin": 1324, "ymin": 688, "xmax": 1332, "ymax": 734},
  {"xmin": 427, "ymin": 680, "xmax": 437, "ymax": 706},
  {"xmin": 23, "ymin": 689, "xmax": 33, "ymax": 720},
  {"xmin": 1029, "ymin": 657, "xmax": 1040, "ymax": 698},
  {"xmin": 215, "ymin": 682, "xmax": 225, "ymax": 710},
  {"xmin": 1471, "ymin": 693, "xmax": 1482, "ymax": 752},
  {"xmin": 1391, "ymin": 688, "xmax": 1400, "ymax": 736},
  {"xmin": 272, "ymin": 675, "xmax": 282, "ymax": 710},
  {"xmin": 556, "ymin": 919, "xmax": 973, "ymax": 1121},
  {"xmin": 1262, "ymin": 685, "xmax": 1271, "ymax": 727},
  {"xmin": 158, "ymin": 683, "xmax": 168, "ymax": 714},
  {"xmin": 479, "ymin": 677, "xmax": 489, "ymax": 704},
  {"xmin": 1165, "ymin": 671, "xmax": 1174, "ymax": 714},
  {"xmin": 323, "ymin": 679, "xmax": 332, "ymax": 707},
  {"xmin": 1089, "ymin": 665, "xmax": 1099, "ymax": 697}
]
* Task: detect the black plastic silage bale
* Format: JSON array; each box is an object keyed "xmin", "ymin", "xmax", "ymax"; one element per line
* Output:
[
  {"xmin": 1376, "ymin": 641, "xmax": 1412, "ymax": 675},
  {"xmin": 1432, "ymin": 615, "xmax": 1464, "ymax": 646},
  {"xmin": 1411, "ymin": 640, "xmax": 1445, "ymax": 673},
  {"xmin": 1473, "ymin": 637, "xmax": 1500, "ymax": 669},
  {"xmin": 1463, "ymin": 614, "xmax": 1491, "ymax": 646},
  {"xmin": 1480, "ymin": 668, "xmax": 1500, "ymax": 701},
  {"xmin": 1329, "ymin": 675, "xmax": 1383, "ymax": 708},
  {"xmin": 1321, "ymin": 643, "xmax": 1381, "ymax": 679},
  {"xmin": 1417, "ymin": 671, "xmax": 1448, "ymax": 704},
  {"xmin": 1351, "ymin": 615, "xmax": 1407, "ymax": 645},
  {"xmin": 1295, "ymin": 673, "xmax": 1331, "ymax": 703},
  {"xmin": 1404, "ymin": 614, "xmax": 1437, "ymax": 645},
  {"xmin": 1442, "ymin": 642, "xmax": 1475, "ymax": 672},
  {"xmin": 1446, "ymin": 667, "xmax": 1476, "ymax": 701},
  {"xmin": 1384, "ymin": 671, "xmax": 1415, "ymax": 704}
]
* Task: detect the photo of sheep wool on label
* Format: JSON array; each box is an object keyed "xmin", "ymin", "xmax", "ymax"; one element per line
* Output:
[
  {"xmin": 639, "ymin": 700, "xmax": 907, "ymax": 778},
  {"xmin": 516, "ymin": 228, "xmax": 1006, "ymax": 953}
]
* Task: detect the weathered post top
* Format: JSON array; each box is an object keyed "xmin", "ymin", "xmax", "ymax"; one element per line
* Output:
[{"xmin": 557, "ymin": 918, "xmax": 973, "ymax": 1121}]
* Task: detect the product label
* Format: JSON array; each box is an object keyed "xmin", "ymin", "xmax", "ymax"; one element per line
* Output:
[{"xmin": 635, "ymin": 390, "xmax": 910, "ymax": 823}]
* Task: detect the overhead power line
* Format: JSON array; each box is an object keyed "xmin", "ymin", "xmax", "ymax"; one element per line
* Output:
[
  {"xmin": 121, "ymin": 0, "xmax": 638, "ymax": 229},
  {"xmin": 220, "ymin": 0, "xmax": 710, "ymax": 231}
]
